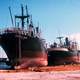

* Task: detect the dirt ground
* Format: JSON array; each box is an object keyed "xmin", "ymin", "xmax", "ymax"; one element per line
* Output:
[{"xmin": 0, "ymin": 65, "xmax": 80, "ymax": 80}]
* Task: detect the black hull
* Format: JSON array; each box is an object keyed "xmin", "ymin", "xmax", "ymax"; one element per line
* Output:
[
  {"xmin": 48, "ymin": 48, "xmax": 79, "ymax": 66},
  {"xmin": 0, "ymin": 32, "xmax": 47, "ymax": 67}
]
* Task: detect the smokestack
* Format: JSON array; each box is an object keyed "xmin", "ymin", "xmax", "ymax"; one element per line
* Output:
[{"xmin": 65, "ymin": 37, "xmax": 70, "ymax": 47}]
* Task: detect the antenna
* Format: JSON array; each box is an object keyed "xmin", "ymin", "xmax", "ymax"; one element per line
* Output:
[
  {"xmin": 38, "ymin": 22, "xmax": 39, "ymax": 27},
  {"xmin": 9, "ymin": 7, "xmax": 14, "ymax": 26}
]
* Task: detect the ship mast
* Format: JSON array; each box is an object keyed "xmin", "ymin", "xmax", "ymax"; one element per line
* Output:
[
  {"xmin": 15, "ymin": 5, "xmax": 30, "ymax": 61},
  {"xmin": 15, "ymin": 4, "xmax": 30, "ymax": 29},
  {"xmin": 26, "ymin": 5, "xmax": 29, "ymax": 29}
]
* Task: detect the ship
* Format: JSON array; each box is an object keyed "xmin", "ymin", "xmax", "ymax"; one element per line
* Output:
[
  {"xmin": 48, "ymin": 37, "xmax": 80, "ymax": 66},
  {"xmin": 0, "ymin": 5, "xmax": 47, "ymax": 69}
]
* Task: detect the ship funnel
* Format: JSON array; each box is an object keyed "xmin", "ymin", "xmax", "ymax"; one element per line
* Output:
[{"xmin": 65, "ymin": 37, "xmax": 70, "ymax": 47}]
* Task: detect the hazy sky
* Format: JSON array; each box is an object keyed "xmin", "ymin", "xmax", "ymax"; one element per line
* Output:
[
  {"xmin": 1, "ymin": 0, "xmax": 80, "ymax": 57},
  {"xmin": 0, "ymin": 0, "xmax": 80, "ymax": 43}
]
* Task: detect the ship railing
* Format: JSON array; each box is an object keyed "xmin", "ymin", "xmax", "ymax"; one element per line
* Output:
[
  {"xmin": 0, "ymin": 27, "xmax": 42, "ymax": 38},
  {"xmin": 0, "ymin": 27, "xmax": 14, "ymax": 34},
  {"xmin": 0, "ymin": 27, "xmax": 29, "ymax": 35},
  {"xmin": 0, "ymin": 28, "xmax": 7, "ymax": 34}
]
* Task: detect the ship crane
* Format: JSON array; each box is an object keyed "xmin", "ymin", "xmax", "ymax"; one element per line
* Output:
[{"xmin": 9, "ymin": 7, "xmax": 14, "ymax": 27}]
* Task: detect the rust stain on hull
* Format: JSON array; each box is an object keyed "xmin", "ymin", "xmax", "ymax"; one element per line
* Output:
[{"xmin": 15, "ymin": 52, "xmax": 48, "ymax": 69}]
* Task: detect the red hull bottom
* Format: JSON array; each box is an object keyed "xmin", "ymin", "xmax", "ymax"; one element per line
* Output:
[{"xmin": 15, "ymin": 58, "xmax": 47, "ymax": 69}]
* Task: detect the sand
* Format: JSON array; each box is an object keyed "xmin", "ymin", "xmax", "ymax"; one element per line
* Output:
[
  {"xmin": 0, "ymin": 65, "xmax": 80, "ymax": 80},
  {"xmin": 0, "ymin": 71, "xmax": 80, "ymax": 80}
]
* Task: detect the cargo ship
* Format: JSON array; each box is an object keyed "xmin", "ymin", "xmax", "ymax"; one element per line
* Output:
[
  {"xmin": 48, "ymin": 37, "xmax": 79, "ymax": 66},
  {"xmin": 0, "ymin": 5, "xmax": 47, "ymax": 69}
]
